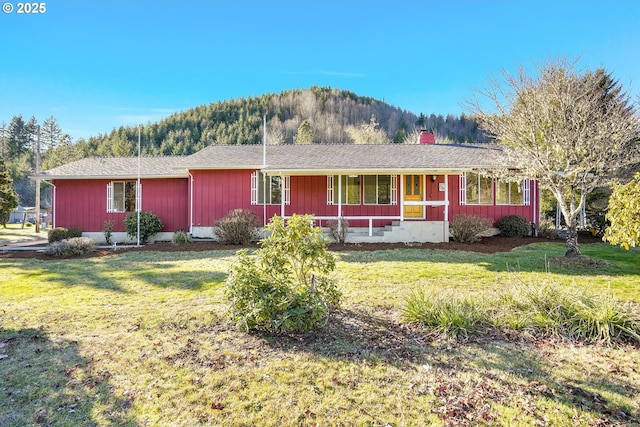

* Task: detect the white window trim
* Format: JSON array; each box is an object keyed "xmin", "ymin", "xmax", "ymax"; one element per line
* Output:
[
  {"xmin": 251, "ymin": 171, "xmax": 290, "ymax": 205},
  {"xmin": 106, "ymin": 181, "xmax": 140, "ymax": 213},
  {"xmin": 390, "ymin": 174, "xmax": 398, "ymax": 205},
  {"xmin": 327, "ymin": 176, "xmax": 334, "ymax": 205},
  {"xmin": 363, "ymin": 175, "xmax": 398, "ymax": 205},
  {"xmin": 495, "ymin": 178, "xmax": 531, "ymax": 206},
  {"xmin": 461, "ymin": 172, "xmax": 494, "ymax": 206}
]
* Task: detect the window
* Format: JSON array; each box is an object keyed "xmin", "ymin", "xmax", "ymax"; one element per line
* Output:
[
  {"xmin": 460, "ymin": 172, "xmax": 493, "ymax": 205},
  {"xmin": 364, "ymin": 175, "xmax": 396, "ymax": 204},
  {"xmin": 497, "ymin": 179, "xmax": 530, "ymax": 205},
  {"xmin": 107, "ymin": 181, "xmax": 140, "ymax": 213},
  {"xmin": 332, "ymin": 175, "xmax": 361, "ymax": 205},
  {"xmin": 251, "ymin": 172, "xmax": 290, "ymax": 205},
  {"xmin": 328, "ymin": 175, "xmax": 397, "ymax": 205}
]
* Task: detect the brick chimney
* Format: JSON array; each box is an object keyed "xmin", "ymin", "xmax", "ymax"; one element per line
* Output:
[{"xmin": 419, "ymin": 130, "xmax": 436, "ymax": 145}]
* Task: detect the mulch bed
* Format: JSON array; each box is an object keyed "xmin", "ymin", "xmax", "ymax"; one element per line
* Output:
[{"xmin": 1, "ymin": 235, "xmax": 604, "ymax": 261}]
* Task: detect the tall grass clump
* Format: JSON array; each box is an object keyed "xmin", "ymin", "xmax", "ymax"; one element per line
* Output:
[
  {"xmin": 404, "ymin": 282, "xmax": 640, "ymax": 344},
  {"xmin": 403, "ymin": 288, "xmax": 488, "ymax": 339},
  {"xmin": 172, "ymin": 229, "xmax": 192, "ymax": 246}
]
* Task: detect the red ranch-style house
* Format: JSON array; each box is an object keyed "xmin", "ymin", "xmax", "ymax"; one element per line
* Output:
[{"xmin": 33, "ymin": 136, "xmax": 540, "ymax": 244}]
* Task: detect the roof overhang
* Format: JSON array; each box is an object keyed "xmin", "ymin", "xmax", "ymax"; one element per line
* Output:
[
  {"xmin": 262, "ymin": 167, "xmax": 495, "ymax": 176},
  {"xmin": 31, "ymin": 173, "xmax": 190, "ymax": 180}
]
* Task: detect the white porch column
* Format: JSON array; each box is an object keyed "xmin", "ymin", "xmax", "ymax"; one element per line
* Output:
[
  {"xmin": 338, "ymin": 175, "xmax": 342, "ymax": 221},
  {"xmin": 280, "ymin": 175, "xmax": 285, "ymax": 218},
  {"xmin": 443, "ymin": 174, "xmax": 449, "ymax": 221},
  {"xmin": 399, "ymin": 174, "xmax": 405, "ymax": 222}
]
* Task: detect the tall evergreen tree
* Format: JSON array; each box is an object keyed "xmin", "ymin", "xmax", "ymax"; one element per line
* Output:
[
  {"xmin": 0, "ymin": 159, "xmax": 19, "ymax": 227},
  {"xmin": 294, "ymin": 120, "xmax": 314, "ymax": 145},
  {"xmin": 7, "ymin": 115, "xmax": 29, "ymax": 160},
  {"xmin": 41, "ymin": 116, "xmax": 63, "ymax": 151}
]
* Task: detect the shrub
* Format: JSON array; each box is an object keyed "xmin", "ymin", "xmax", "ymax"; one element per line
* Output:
[
  {"xmin": 172, "ymin": 229, "xmax": 192, "ymax": 246},
  {"xmin": 537, "ymin": 216, "xmax": 558, "ymax": 239},
  {"xmin": 48, "ymin": 227, "xmax": 83, "ymax": 243},
  {"xmin": 327, "ymin": 218, "xmax": 349, "ymax": 243},
  {"xmin": 124, "ymin": 211, "xmax": 163, "ymax": 244},
  {"xmin": 225, "ymin": 214, "xmax": 341, "ymax": 333},
  {"xmin": 214, "ymin": 209, "xmax": 260, "ymax": 245},
  {"xmin": 103, "ymin": 220, "xmax": 114, "ymax": 245},
  {"xmin": 46, "ymin": 237, "xmax": 95, "ymax": 257},
  {"xmin": 449, "ymin": 214, "xmax": 493, "ymax": 243},
  {"xmin": 497, "ymin": 214, "xmax": 531, "ymax": 237}
]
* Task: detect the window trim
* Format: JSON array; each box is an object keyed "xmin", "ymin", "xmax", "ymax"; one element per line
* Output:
[
  {"xmin": 327, "ymin": 174, "xmax": 397, "ymax": 206},
  {"xmin": 363, "ymin": 174, "xmax": 397, "ymax": 205},
  {"xmin": 251, "ymin": 172, "xmax": 290, "ymax": 205},
  {"xmin": 460, "ymin": 172, "xmax": 494, "ymax": 206},
  {"xmin": 496, "ymin": 178, "xmax": 530, "ymax": 206},
  {"xmin": 106, "ymin": 181, "xmax": 141, "ymax": 213}
]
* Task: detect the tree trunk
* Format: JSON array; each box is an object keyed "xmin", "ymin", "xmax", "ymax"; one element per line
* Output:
[{"xmin": 565, "ymin": 223, "xmax": 582, "ymax": 257}]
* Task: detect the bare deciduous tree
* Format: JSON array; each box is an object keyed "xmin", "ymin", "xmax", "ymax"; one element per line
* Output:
[{"xmin": 468, "ymin": 58, "xmax": 640, "ymax": 257}]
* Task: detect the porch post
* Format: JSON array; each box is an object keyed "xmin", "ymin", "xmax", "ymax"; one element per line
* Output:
[
  {"xmin": 444, "ymin": 173, "xmax": 449, "ymax": 242},
  {"xmin": 443, "ymin": 174, "xmax": 449, "ymax": 221},
  {"xmin": 337, "ymin": 174, "xmax": 343, "ymax": 233},
  {"xmin": 399, "ymin": 174, "xmax": 404, "ymax": 222}
]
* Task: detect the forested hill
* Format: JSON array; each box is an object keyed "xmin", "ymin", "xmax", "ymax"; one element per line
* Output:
[
  {"xmin": 2, "ymin": 87, "xmax": 489, "ymax": 206},
  {"xmin": 45, "ymin": 87, "xmax": 488, "ymax": 165}
]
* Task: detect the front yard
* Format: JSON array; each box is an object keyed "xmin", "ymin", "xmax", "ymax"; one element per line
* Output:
[{"xmin": 1, "ymin": 242, "xmax": 639, "ymax": 426}]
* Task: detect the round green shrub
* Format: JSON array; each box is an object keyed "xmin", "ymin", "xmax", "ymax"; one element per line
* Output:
[
  {"xmin": 48, "ymin": 227, "xmax": 83, "ymax": 243},
  {"xmin": 124, "ymin": 211, "xmax": 163, "ymax": 244},
  {"xmin": 225, "ymin": 214, "xmax": 341, "ymax": 333},
  {"xmin": 497, "ymin": 215, "xmax": 531, "ymax": 237}
]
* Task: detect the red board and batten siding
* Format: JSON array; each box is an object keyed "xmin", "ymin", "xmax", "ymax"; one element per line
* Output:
[
  {"xmin": 190, "ymin": 171, "xmax": 402, "ymax": 227},
  {"xmin": 446, "ymin": 175, "xmax": 539, "ymax": 225},
  {"xmin": 52, "ymin": 178, "xmax": 189, "ymax": 232}
]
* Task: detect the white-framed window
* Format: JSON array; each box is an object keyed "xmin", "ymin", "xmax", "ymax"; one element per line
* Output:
[
  {"xmin": 251, "ymin": 172, "xmax": 290, "ymax": 205},
  {"xmin": 107, "ymin": 181, "xmax": 141, "ymax": 213},
  {"xmin": 364, "ymin": 175, "xmax": 397, "ymax": 205},
  {"xmin": 459, "ymin": 172, "xmax": 493, "ymax": 205},
  {"xmin": 328, "ymin": 175, "xmax": 397, "ymax": 205},
  {"xmin": 336, "ymin": 175, "xmax": 361, "ymax": 205},
  {"xmin": 496, "ymin": 179, "xmax": 530, "ymax": 206}
]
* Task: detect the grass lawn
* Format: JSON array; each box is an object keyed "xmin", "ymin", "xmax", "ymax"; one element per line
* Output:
[
  {"xmin": 0, "ymin": 223, "xmax": 47, "ymax": 245},
  {"xmin": 1, "ymin": 242, "xmax": 639, "ymax": 426}
]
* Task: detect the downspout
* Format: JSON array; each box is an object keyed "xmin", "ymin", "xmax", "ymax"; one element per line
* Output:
[
  {"xmin": 188, "ymin": 171, "xmax": 194, "ymax": 235},
  {"xmin": 262, "ymin": 114, "xmax": 267, "ymax": 226}
]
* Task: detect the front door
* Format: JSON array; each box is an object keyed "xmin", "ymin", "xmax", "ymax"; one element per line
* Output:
[{"xmin": 403, "ymin": 175, "xmax": 423, "ymax": 218}]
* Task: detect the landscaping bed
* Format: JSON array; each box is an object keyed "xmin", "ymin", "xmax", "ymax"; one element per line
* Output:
[{"xmin": 0, "ymin": 235, "xmax": 603, "ymax": 260}]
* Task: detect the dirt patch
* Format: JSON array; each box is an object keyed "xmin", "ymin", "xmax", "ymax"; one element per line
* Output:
[{"xmin": 1, "ymin": 234, "xmax": 604, "ymax": 261}]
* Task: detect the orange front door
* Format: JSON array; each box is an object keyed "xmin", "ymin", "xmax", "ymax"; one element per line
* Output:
[{"xmin": 403, "ymin": 175, "xmax": 424, "ymax": 218}]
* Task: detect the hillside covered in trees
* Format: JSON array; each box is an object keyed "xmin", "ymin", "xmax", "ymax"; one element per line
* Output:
[{"xmin": 2, "ymin": 87, "xmax": 489, "ymax": 206}]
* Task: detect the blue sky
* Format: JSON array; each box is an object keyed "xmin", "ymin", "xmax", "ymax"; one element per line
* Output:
[{"xmin": 1, "ymin": 0, "xmax": 639, "ymax": 141}]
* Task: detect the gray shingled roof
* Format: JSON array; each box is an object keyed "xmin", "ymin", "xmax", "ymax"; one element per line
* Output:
[
  {"xmin": 34, "ymin": 143, "xmax": 506, "ymax": 179},
  {"xmin": 186, "ymin": 143, "xmax": 506, "ymax": 174},
  {"xmin": 34, "ymin": 157, "xmax": 189, "ymax": 179}
]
